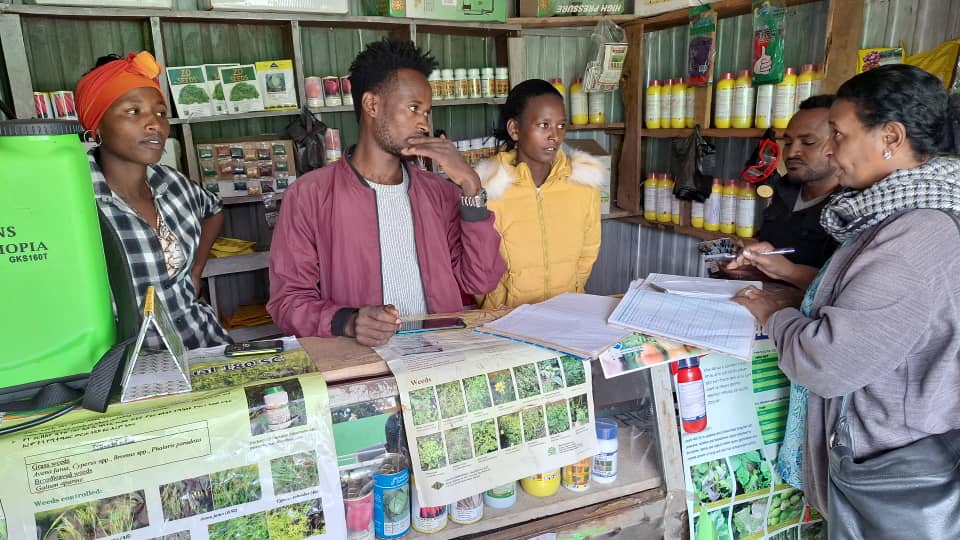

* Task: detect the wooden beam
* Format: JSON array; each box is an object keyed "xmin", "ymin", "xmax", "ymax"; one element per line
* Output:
[
  {"xmin": 822, "ymin": 0, "xmax": 865, "ymax": 93},
  {"xmin": 616, "ymin": 22, "xmax": 644, "ymax": 214},
  {"xmin": 0, "ymin": 14, "xmax": 34, "ymax": 118}
]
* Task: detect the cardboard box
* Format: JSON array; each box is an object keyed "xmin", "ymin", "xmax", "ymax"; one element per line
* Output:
[
  {"xmin": 565, "ymin": 139, "xmax": 612, "ymax": 215},
  {"xmin": 519, "ymin": 0, "xmax": 624, "ymax": 18},
  {"xmin": 370, "ymin": 0, "xmax": 506, "ymax": 22}
]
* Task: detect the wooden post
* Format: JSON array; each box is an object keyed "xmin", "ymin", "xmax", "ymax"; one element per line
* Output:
[
  {"xmin": 822, "ymin": 0, "xmax": 865, "ymax": 93},
  {"xmin": 616, "ymin": 21, "xmax": 644, "ymax": 214}
]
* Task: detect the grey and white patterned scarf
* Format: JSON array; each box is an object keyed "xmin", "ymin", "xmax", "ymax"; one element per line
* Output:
[{"xmin": 821, "ymin": 156, "xmax": 960, "ymax": 243}]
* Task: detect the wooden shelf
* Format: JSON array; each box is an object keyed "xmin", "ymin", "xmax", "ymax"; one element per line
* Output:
[
  {"xmin": 0, "ymin": 4, "xmax": 519, "ymax": 34},
  {"xmin": 220, "ymin": 191, "xmax": 286, "ymax": 206},
  {"xmin": 406, "ymin": 430, "xmax": 662, "ymax": 539},
  {"xmin": 619, "ymin": 216, "xmax": 757, "ymax": 244},
  {"xmin": 639, "ymin": 0, "xmax": 822, "ymax": 31},
  {"xmin": 202, "ymin": 250, "xmax": 270, "ymax": 278},
  {"xmin": 228, "ymin": 322, "xmax": 280, "ymax": 342},
  {"xmin": 508, "ymin": 14, "xmax": 637, "ymax": 29},
  {"xmin": 642, "ymin": 127, "xmax": 782, "ymax": 139},
  {"xmin": 567, "ymin": 122, "xmax": 624, "ymax": 132},
  {"xmin": 169, "ymin": 109, "xmax": 300, "ymax": 125},
  {"xmin": 602, "ymin": 208, "xmax": 639, "ymax": 221},
  {"xmin": 433, "ymin": 97, "xmax": 506, "ymax": 107}
]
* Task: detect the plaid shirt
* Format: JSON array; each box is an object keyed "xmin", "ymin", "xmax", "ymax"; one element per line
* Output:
[{"xmin": 89, "ymin": 149, "xmax": 231, "ymax": 349}]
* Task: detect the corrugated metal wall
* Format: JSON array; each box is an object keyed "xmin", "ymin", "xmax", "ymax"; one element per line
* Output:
[{"xmin": 861, "ymin": 0, "xmax": 960, "ymax": 53}]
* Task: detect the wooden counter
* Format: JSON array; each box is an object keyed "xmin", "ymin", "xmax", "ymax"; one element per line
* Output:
[{"xmin": 301, "ymin": 308, "xmax": 509, "ymax": 382}]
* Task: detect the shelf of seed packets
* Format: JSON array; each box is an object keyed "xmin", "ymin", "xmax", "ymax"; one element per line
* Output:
[{"xmin": 195, "ymin": 139, "xmax": 297, "ymax": 200}]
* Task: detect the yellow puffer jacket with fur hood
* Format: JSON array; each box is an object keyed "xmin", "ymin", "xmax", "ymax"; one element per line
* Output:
[{"xmin": 473, "ymin": 148, "xmax": 603, "ymax": 309}]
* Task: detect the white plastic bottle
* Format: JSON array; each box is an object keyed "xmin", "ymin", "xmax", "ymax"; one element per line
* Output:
[
  {"xmin": 755, "ymin": 84, "xmax": 774, "ymax": 129},
  {"xmin": 483, "ymin": 482, "xmax": 517, "ymax": 509},
  {"xmin": 720, "ymin": 179, "xmax": 737, "ymax": 234},
  {"xmin": 593, "ymin": 419, "xmax": 618, "ymax": 484},
  {"xmin": 732, "ymin": 70, "xmax": 754, "ymax": 129},
  {"xmin": 773, "ymin": 67, "xmax": 798, "ymax": 129},
  {"xmin": 704, "ymin": 178, "xmax": 722, "ymax": 231},
  {"xmin": 659, "ymin": 78, "xmax": 673, "ymax": 128}
]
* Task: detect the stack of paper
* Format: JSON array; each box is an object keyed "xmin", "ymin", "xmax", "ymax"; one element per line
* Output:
[
  {"xmin": 607, "ymin": 276, "xmax": 760, "ymax": 360},
  {"xmin": 480, "ymin": 293, "xmax": 631, "ymax": 358}
]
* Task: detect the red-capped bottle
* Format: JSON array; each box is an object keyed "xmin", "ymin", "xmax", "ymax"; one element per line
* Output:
[{"xmin": 676, "ymin": 358, "xmax": 707, "ymax": 433}]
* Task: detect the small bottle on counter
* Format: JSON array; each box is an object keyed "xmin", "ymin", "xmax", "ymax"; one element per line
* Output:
[
  {"xmin": 593, "ymin": 418, "xmax": 619, "ymax": 484},
  {"xmin": 521, "ymin": 469, "xmax": 561, "ymax": 497},
  {"xmin": 483, "ymin": 482, "xmax": 517, "ymax": 509},
  {"xmin": 677, "ymin": 358, "xmax": 707, "ymax": 433},
  {"xmin": 562, "ymin": 457, "xmax": 592, "ymax": 492}
]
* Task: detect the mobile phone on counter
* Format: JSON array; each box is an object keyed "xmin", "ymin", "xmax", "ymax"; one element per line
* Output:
[
  {"xmin": 397, "ymin": 317, "xmax": 467, "ymax": 334},
  {"xmin": 224, "ymin": 339, "xmax": 285, "ymax": 357}
]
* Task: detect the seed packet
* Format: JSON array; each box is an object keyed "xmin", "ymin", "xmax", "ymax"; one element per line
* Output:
[
  {"xmin": 858, "ymin": 47, "xmax": 904, "ymax": 73},
  {"xmin": 166, "ymin": 66, "xmax": 212, "ymax": 118},
  {"xmin": 220, "ymin": 65, "xmax": 265, "ymax": 114},
  {"xmin": 752, "ymin": 0, "xmax": 787, "ymax": 85},
  {"xmin": 687, "ymin": 6, "xmax": 717, "ymax": 87}
]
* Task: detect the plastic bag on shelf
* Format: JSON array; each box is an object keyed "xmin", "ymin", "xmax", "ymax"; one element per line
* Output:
[
  {"xmin": 671, "ymin": 126, "xmax": 716, "ymax": 202},
  {"xmin": 285, "ymin": 107, "xmax": 328, "ymax": 174},
  {"xmin": 686, "ymin": 6, "xmax": 718, "ymax": 87},
  {"xmin": 583, "ymin": 17, "xmax": 628, "ymax": 93},
  {"xmin": 904, "ymin": 38, "xmax": 960, "ymax": 86},
  {"xmin": 751, "ymin": 0, "xmax": 787, "ymax": 85}
]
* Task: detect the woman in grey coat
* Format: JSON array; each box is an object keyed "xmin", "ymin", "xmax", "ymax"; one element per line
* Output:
[{"xmin": 732, "ymin": 64, "xmax": 960, "ymax": 518}]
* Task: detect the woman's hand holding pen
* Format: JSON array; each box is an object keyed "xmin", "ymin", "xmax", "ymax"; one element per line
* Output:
[{"xmin": 725, "ymin": 242, "xmax": 819, "ymax": 290}]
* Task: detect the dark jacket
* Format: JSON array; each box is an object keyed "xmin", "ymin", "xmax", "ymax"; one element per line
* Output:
[{"xmin": 758, "ymin": 175, "xmax": 838, "ymax": 268}]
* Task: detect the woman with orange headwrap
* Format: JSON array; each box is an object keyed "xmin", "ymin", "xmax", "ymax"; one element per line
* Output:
[{"xmin": 76, "ymin": 51, "xmax": 230, "ymax": 349}]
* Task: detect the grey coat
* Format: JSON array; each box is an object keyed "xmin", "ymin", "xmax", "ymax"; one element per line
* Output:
[{"xmin": 767, "ymin": 208, "xmax": 960, "ymax": 517}]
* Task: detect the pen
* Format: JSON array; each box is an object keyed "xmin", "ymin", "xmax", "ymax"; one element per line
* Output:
[{"xmin": 705, "ymin": 248, "xmax": 796, "ymax": 260}]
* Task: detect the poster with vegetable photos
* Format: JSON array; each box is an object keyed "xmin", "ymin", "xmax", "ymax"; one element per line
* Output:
[
  {"xmin": 376, "ymin": 330, "xmax": 599, "ymax": 508},
  {"xmin": 0, "ymin": 362, "xmax": 347, "ymax": 539},
  {"xmin": 682, "ymin": 333, "xmax": 826, "ymax": 540}
]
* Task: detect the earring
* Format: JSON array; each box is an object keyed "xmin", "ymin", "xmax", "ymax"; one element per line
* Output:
[
  {"xmin": 82, "ymin": 130, "xmax": 102, "ymax": 147},
  {"xmin": 883, "ymin": 148, "xmax": 892, "ymax": 160}
]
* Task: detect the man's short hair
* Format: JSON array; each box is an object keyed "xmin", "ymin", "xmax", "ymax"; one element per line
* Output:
[
  {"xmin": 348, "ymin": 38, "xmax": 437, "ymax": 120},
  {"xmin": 798, "ymin": 94, "xmax": 836, "ymax": 111}
]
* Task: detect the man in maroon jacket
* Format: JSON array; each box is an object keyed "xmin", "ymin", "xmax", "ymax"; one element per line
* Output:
[{"xmin": 268, "ymin": 39, "xmax": 506, "ymax": 346}]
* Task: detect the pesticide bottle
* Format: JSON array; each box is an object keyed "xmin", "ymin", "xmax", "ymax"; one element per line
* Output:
[
  {"xmin": 570, "ymin": 77, "xmax": 588, "ymax": 125},
  {"xmin": 643, "ymin": 171, "xmax": 658, "ymax": 220},
  {"xmin": 660, "ymin": 78, "xmax": 673, "ymax": 128},
  {"xmin": 704, "ymin": 179, "xmax": 722, "ymax": 231},
  {"xmin": 657, "ymin": 173, "xmax": 674, "ymax": 223},
  {"xmin": 670, "ymin": 78, "xmax": 686, "ymax": 129},
  {"xmin": 714, "ymin": 72, "xmax": 734, "ymax": 128},
  {"xmin": 796, "ymin": 64, "xmax": 815, "ymax": 111},
  {"xmin": 773, "ymin": 67, "xmax": 798, "ymax": 129},
  {"xmin": 732, "ymin": 70, "xmax": 754, "ymax": 128},
  {"xmin": 755, "ymin": 84, "xmax": 774, "ymax": 129},
  {"xmin": 685, "ymin": 83, "xmax": 696, "ymax": 128},
  {"xmin": 735, "ymin": 182, "xmax": 757, "ymax": 238},
  {"xmin": 645, "ymin": 79, "xmax": 661, "ymax": 129},
  {"xmin": 720, "ymin": 178, "xmax": 737, "ymax": 233}
]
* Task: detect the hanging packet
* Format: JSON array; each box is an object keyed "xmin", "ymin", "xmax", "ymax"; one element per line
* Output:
[
  {"xmin": 858, "ymin": 47, "xmax": 905, "ymax": 73},
  {"xmin": 687, "ymin": 6, "xmax": 718, "ymax": 87},
  {"xmin": 751, "ymin": 0, "xmax": 787, "ymax": 85},
  {"xmin": 583, "ymin": 17, "xmax": 628, "ymax": 93}
]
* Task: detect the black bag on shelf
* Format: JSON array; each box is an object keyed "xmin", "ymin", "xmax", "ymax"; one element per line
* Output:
[
  {"xmin": 671, "ymin": 125, "xmax": 716, "ymax": 202},
  {"xmin": 285, "ymin": 107, "xmax": 328, "ymax": 175}
]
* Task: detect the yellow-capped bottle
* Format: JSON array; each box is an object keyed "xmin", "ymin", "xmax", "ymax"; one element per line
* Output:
[
  {"xmin": 720, "ymin": 178, "xmax": 737, "ymax": 234},
  {"xmin": 736, "ymin": 181, "xmax": 757, "ymax": 238},
  {"xmin": 643, "ymin": 171, "xmax": 658, "ymax": 220},
  {"xmin": 796, "ymin": 64, "xmax": 815, "ymax": 112},
  {"xmin": 812, "ymin": 64, "xmax": 824, "ymax": 95},
  {"xmin": 671, "ymin": 195, "xmax": 681, "ymax": 225},
  {"xmin": 714, "ymin": 72, "xmax": 734, "ymax": 128},
  {"xmin": 671, "ymin": 78, "xmax": 686, "ymax": 129},
  {"xmin": 645, "ymin": 79, "xmax": 662, "ymax": 129},
  {"xmin": 660, "ymin": 78, "xmax": 673, "ymax": 128},
  {"xmin": 704, "ymin": 178, "xmax": 722, "ymax": 231},
  {"xmin": 691, "ymin": 200, "xmax": 705, "ymax": 228},
  {"xmin": 755, "ymin": 84, "xmax": 774, "ymax": 129},
  {"xmin": 685, "ymin": 84, "xmax": 696, "ymax": 128},
  {"xmin": 657, "ymin": 173, "xmax": 674, "ymax": 223},
  {"xmin": 550, "ymin": 77, "xmax": 566, "ymax": 101},
  {"xmin": 732, "ymin": 69, "xmax": 754, "ymax": 129},
  {"xmin": 773, "ymin": 67, "xmax": 798, "ymax": 129},
  {"xmin": 570, "ymin": 77, "xmax": 588, "ymax": 125}
]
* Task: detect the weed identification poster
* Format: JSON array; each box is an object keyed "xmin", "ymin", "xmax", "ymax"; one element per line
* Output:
[
  {"xmin": 0, "ymin": 340, "xmax": 346, "ymax": 540},
  {"xmin": 683, "ymin": 333, "xmax": 826, "ymax": 540},
  {"xmin": 377, "ymin": 330, "xmax": 599, "ymax": 508}
]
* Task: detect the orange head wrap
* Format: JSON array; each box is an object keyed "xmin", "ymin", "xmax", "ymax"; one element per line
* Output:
[{"xmin": 76, "ymin": 51, "xmax": 163, "ymax": 132}]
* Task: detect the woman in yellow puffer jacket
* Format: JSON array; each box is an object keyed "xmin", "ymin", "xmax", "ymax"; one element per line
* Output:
[{"xmin": 474, "ymin": 79, "xmax": 604, "ymax": 309}]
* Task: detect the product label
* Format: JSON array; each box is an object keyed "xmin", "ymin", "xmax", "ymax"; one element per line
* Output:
[
  {"xmin": 593, "ymin": 450, "xmax": 618, "ymax": 478},
  {"xmin": 736, "ymin": 196, "xmax": 757, "ymax": 230},
  {"xmin": 644, "ymin": 181, "xmax": 658, "ymax": 215},
  {"xmin": 774, "ymin": 86, "xmax": 797, "ymax": 120},
  {"xmin": 448, "ymin": 495, "xmax": 483, "ymax": 524},
  {"xmin": 645, "ymin": 91, "xmax": 660, "ymax": 122},
  {"xmin": 373, "ymin": 469, "xmax": 410, "ymax": 538},
  {"xmin": 720, "ymin": 195, "xmax": 737, "ymax": 226},
  {"xmin": 715, "ymin": 88, "xmax": 732, "ymax": 120},
  {"xmin": 678, "ymin": 380, "xmax": 706, "ymax": 421}
]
